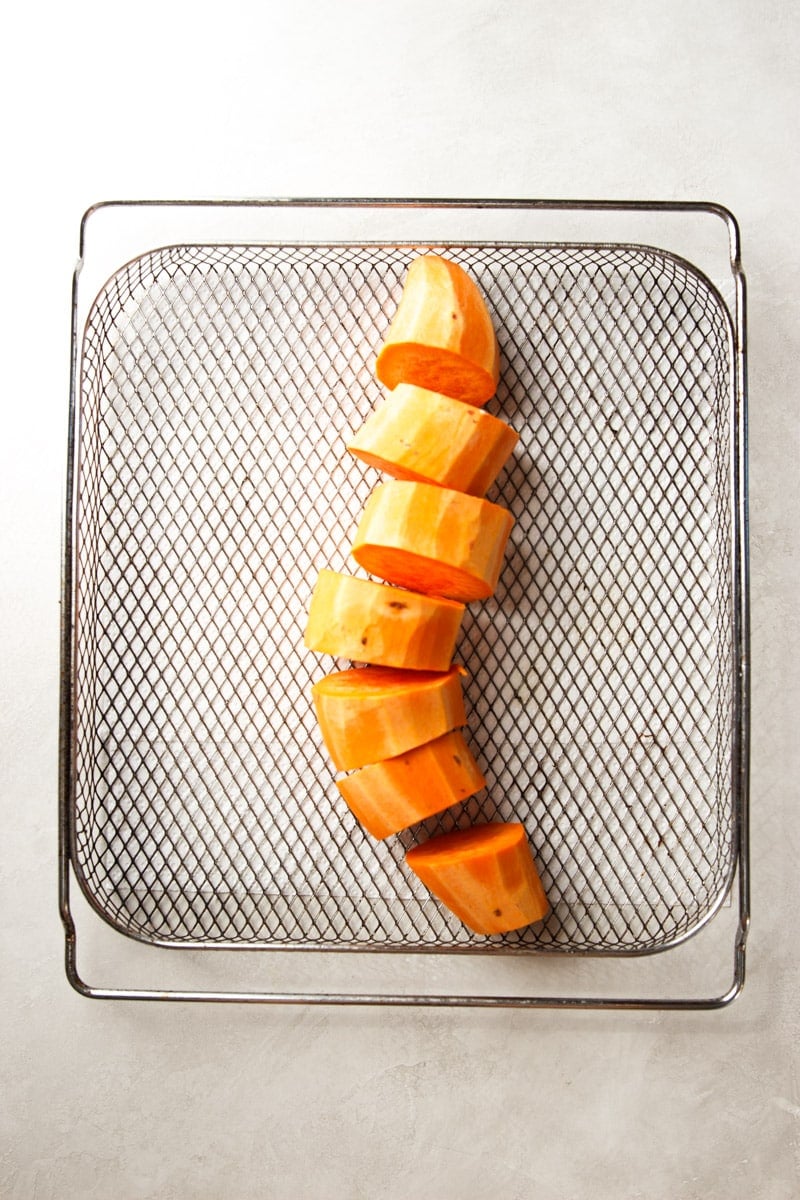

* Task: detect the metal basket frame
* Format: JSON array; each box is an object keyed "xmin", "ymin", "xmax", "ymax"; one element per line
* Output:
[{"xmin": 59, "ymin": 198, "xmax": 749, "ymax": 1008}]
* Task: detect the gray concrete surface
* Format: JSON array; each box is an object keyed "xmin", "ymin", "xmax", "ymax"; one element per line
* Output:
[{"xmin": 1, "ymin": 2, "xmax": 797, "ymax": 1197}]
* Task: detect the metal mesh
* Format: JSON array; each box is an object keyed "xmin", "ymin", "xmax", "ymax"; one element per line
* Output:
[{"xmin": 72, "ymin": 241, "xmax": 735, "ymax": 952}]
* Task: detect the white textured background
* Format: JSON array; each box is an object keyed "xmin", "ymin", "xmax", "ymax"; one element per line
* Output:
[{"xmin": 1, "ymin": 2, "xmax": 798, "ymax": 1197}]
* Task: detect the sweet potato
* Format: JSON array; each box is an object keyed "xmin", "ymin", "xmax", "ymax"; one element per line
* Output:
[
  {"xmin": 351, "ymin": 480, "xmax": 514, "ymax": 603},
  {"xmin": 336, "ymin": 729, "xmax": 486, "ymax": 840},
  {"xmin": 347, "ymin": 383, "xmax": 518, "ymax": 497},
  {"xmin": 311, "ymin": 665, "xmax": 466, "ymax": 771},
  {"xmin": 405, "ymin": 822, "xmax": 549, "ymax": 935},
  {"xmin": 304, "ymin": 569, "xmax": 464, "ymax": 671},
  {"xmin": 375, "ymin": 256, "xmax": 500, "ymax": 406}
]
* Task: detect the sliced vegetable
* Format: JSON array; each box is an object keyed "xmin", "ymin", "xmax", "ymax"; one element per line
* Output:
[
  {"xmin": 347, "ymin": 383, "xmax": 518, "ymax": 497},
  {"xmin": 351, "ymin": 479, "xmax": 514, "ymax": 603},
  {"xmin": 304, "ymin": 569, "xmax": 464, "ymax": 671},
  {"xmin": 375, "ymin": 255, "xmax": 499, "ymax": 406},
  {"xmin": 311, "ymin": 664, "xmax": 466, "ymax": 771},
  {"xmin": 405, "ymin": 822, "xmax": 550, "ymax": 935},
  {"xmin": 336, "ymin": 729, "xmax": 486, "ymax": 840}
]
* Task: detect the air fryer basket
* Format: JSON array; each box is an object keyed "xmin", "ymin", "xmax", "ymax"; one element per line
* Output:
[{"xmin": 61, "ymin": 200, "xmax": 749, "ymax": 1006}]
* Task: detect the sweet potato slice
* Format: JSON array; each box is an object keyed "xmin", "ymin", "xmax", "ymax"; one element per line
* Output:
[
  {"xmin": 336, "ymin": 729, "xmax": 486, "ymax": 840},
  {"xmin": 351, "ymin": 480, "xmax": 514, "ymax": 603},
  {"xmin": 375, "ymin": 256, "xmax": 500, "ymax": 406},
  {"xmin": 347, "ymin": 383, "xmax": 518, "ymax": 497},
  {"xmin": 304, "ymin": 569, "xmax": 464, "ymax": 671},
  {"xmin": 406, "ymin": 822, "xmax": 550, "ymax": 935},
  {"xmin": 311, "ymin": 665, "xmax": 466, "ymax": 771}
]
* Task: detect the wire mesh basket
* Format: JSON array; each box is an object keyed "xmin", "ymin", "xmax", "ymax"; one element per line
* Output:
[{"xmin": 60, "ymin": 199, "xmax": 749, "ymax": 1007}]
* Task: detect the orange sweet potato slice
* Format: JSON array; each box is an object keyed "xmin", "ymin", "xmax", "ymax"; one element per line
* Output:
[
  {"xmin": 406, "ymin": 822, "xmax": 550, "ymax": 935},
  {"xmin": 375, "ymin": 256, "xmax": 500, "ymax": 406},
  {"xmin": 347, "ymin": 383, "xmax": 518, "ymax": 497},
  {"xmin": 304, "ymin": 569, "xmax": 464, "ymax": 671},
  {"xmin": 311, "ymin": 665, "xmax": 466, "ymax": 771},
  {"xmin": 336, "ymin": 729, "xmax": 486, "ymax": 840},
  {"xmin": 351, "ymin": 480, "xmax": 514, "ymax": 603}
]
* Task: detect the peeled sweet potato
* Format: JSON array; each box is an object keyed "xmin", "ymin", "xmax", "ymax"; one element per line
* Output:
[
  {"xmin": 336, "ymin": 729, "xmax": 485, "ymax": 840},
  {"xmin": 406, "ymin": 822, "xmax": 549, "ymax": 935},
  {"xmin": 304, "ymin": 569, "xmax": 464, "ymax": 671},
  {"xmin": 375, "ymin": 256, "xmax": 499, "ymax": 406},
  {"xmin": 347, "ymin": 383, "xmax": 518, "ymax": 497},
  {"xmin": 351, "ymin": 479, "xmax": 514, "ymax": 603},
  {"xmin": 311, "ymin": 664, "xmax": 467, "ymax": 771}
]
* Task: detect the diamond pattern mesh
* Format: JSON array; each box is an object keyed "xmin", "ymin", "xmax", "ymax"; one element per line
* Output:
[{"xmin": 72, "ymin": 241, "xmax": 735, "ymax": 952}]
